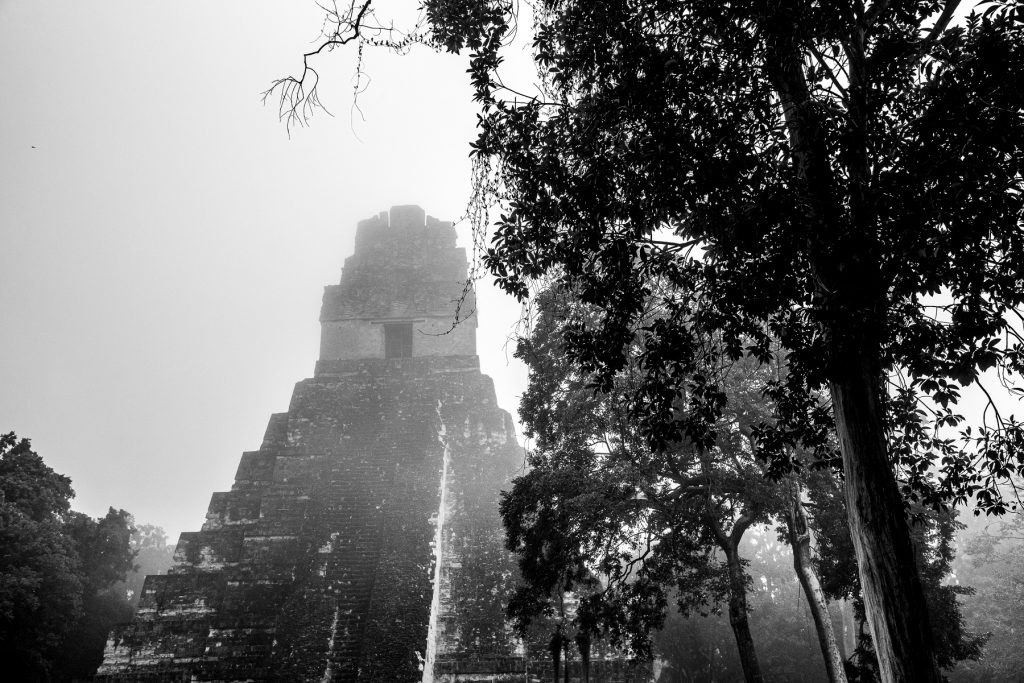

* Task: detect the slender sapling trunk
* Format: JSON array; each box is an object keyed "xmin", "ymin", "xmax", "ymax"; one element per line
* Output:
[{"xmin": 785, "ymin": 481, "xmax": 849, "ymax": 683}]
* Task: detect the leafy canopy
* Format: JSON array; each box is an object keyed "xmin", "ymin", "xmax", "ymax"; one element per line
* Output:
[
  {"xmin": 437, "ymin": 0, "xmax": 1024, "ymax": 512},
  {"xmin": 0, "ymin": 433, "xmax": 136, "ymax": 682},
  {"xmin": 269, "ymin": 0, "xmax": 1024, "ymax": 511}
]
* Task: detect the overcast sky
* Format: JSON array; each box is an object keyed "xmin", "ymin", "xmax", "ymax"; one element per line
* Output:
[{"xmin": 0, "ymin": 0, "xmax": 531, "ymax": 539}]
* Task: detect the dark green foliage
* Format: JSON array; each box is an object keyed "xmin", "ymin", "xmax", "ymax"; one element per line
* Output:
[{"xmin": 0, "ymin": 432, "xmax": 136, "ymax": 682}]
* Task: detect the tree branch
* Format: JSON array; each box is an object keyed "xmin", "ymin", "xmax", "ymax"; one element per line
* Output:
[
  {"xmin": 863, "ymin": 0, "xmax": 892, "ymax": 27},
  {"xmin": 262, "ymin": 0, "xmax": 374, "ymax": 132},
  {"xmin": 922, "ymin": 0, "xmax": 963, "ymax": 49}
]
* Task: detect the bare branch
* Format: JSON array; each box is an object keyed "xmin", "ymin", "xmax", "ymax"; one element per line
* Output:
[{"xmin": 262, "ymin": 1, "xmax": 373, "ymax": 133}]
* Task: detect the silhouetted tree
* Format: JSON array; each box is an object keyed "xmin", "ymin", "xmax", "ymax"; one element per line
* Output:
[
  {"xmin": 52, "ymin": 508, "xmax": 135, "ymax": 681},
  {"xmin": 0, "ymin": 433, "xmax": 136, "ymax": 682},
  {"xmin": 503, "ymin": 290, "xmax": 852, "ymax": 682},
  {"xmin": 810, "ymin": 478, "xmax": 985, "ymax": 679},
  {"xmin": 274, "ymin": 2, "xmax": 1024, "ymax": 679},
  {"xmin": 0, "ymin": 433, "xmax": 82, "ymax": 681}
]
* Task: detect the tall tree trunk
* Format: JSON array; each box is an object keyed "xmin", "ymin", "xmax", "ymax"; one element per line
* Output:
[
  {"xmin": 704, "ymin": 509, "xmax": 764, "ymax": 683},
  {"xmin": 768, "ymin": 15, "xmax": 940, "ymax": 678},
  {"xmin": 723, "ymin": 545, "xmax": 764, "ymax": 683},
  {"xmin": 549, "ymin": 631, "xmax": 562, "ymax": 683},
  {"xmin": 830, "ymin": 352, "xmax": 940, "ymax": 682},
  {"xmin": 786, "ymin": 482, "xmax": 849, "ymax": 683},
  {"xmin": 575, "ymin": 632, "xmax": 590, "ymax": 683}
]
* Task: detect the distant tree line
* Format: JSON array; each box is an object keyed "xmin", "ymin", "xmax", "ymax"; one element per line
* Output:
[
  {"xmin": 948, "ymin": 512, "xmax": 1024, "ymax": 683},
  {"xmin": 0, "ymin": 432, "xmax": 175, "ymax": 682}
]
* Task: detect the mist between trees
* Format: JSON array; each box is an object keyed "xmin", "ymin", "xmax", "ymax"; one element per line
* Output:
[
  {"xmin": 264, "ymin": 1, "xmax": 1024, "ymax": 681},
  {"xmin": 0, "ymin": 433, "xmax": 176, "ymax": 682},
  {"xmin": 4, "ymin": 0, "xmax": 1023, "ymax": 680},
  {"xmin": 500, "ymin": 288, "xmax": 1022, "ymax": 682}
]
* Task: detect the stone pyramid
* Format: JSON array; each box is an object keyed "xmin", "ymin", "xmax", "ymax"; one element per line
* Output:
[{"xmin": 97, "ymin": 206, "xmax": 646, "ymax": 683}]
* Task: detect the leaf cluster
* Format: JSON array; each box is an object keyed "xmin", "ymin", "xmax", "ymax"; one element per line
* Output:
[
  {"xmin": 0, "ymin": 432, "xmax": 137, "ymax": 681},
  {"xmin": 501, "ymin": 290, "xmax": 806, "ymax": 655},
  {"xmin": 417, "ymin": 0, "xmax": 1024, "ymax": 513}
]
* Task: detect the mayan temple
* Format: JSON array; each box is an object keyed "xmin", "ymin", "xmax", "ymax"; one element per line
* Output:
[{"xmin": 97, "ymin": 206, "xmax": 645, "ymax": 683}]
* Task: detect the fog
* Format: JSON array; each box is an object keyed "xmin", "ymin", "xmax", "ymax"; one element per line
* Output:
[
  {"xmin": 0, "ymin": 0, "xmax": 527, "ymax": 540},
  {"xmin": 4, "ymin": 4, "xmax": 1024, "ymax": 682}
]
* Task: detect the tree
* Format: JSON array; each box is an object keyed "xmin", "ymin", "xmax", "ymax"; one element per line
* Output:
[
  {"xmin": 784, "ymin": 478, "xmax": 849, "ymax": 683},
  {"xmin": 0, "ymin": 433, "xmax": 82, "ymax": 681},
  {"xmin": 809, "ymin": 475, "xmax": 985, "ymax": 679},
  {"xmin": 654, "ymin": 525, "xmax": 840, "ymax": 683},
  {"xmin": 948, "ymin": 509, "xmax": 1024, "ymax": 681},
  {"xmin": 504, "ymin": 290, "xmax": 849, "ymax": 682},
  {"xmin": 274, "ymin": 1, "xmax": 1024, "ymax": 679},
  {"xmin": 52, "ymin": 508, "xmax": 135, "ymax": 681},
  {"xmin": 0, "ymin": 433, "xmax": 136, "ymax": 681},
  {"xmin": 121, "ymin": 524, "xmax": 175, "ymax": 610}
]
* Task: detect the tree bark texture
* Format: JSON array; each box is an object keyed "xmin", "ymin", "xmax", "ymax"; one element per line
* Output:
[
  {"xmin": 830, "ymin": 354, "xmax": 940, "ymax": 682},
  {"xmin": 723, "ymin": 546, "xmax": 765, "ymax": 683},
  {"xmin": 786, "ymin": 484, "xmax": 849, "ymax": 683},
  {"xmin": 770, "ymin": 29, "xmax": 942, "ymax": 679}
]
